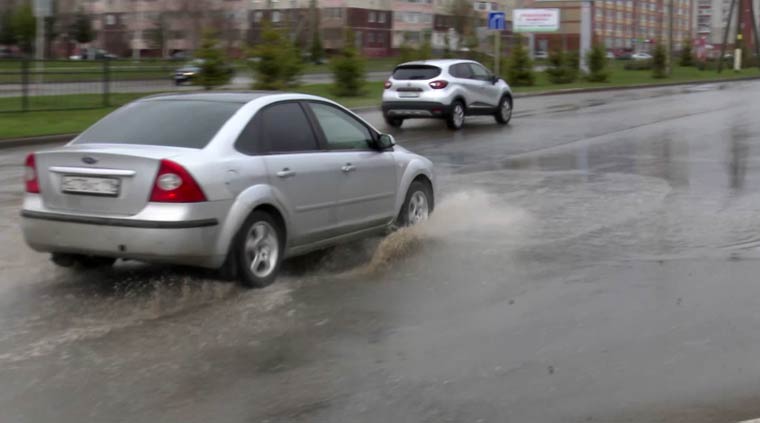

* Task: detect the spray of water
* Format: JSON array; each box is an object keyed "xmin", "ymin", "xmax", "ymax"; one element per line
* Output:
[{"xmin": 359, "ymin": 190, "xmax": 532, "ymax": 275}]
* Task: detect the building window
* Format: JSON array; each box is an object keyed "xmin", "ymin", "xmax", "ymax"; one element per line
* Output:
[
  {"xmin": 324, "ymin": 8, "xmax": 343, "ymax": 19},
  {"xmin": 272, "ymin": 11, "xmax": 281, "ymax": 22},
  {"xmin": 105, "ymin": 14, "xmax": 116, "ymax": 26},
  {"xmin": 254, "ymin": 11, "xmax": 263, "ymax": 22},
  {"xmin": 368, "ymin": 32, "xmax": 375, "ymax": 43},
  {"xmin": 369, "ymin": 11, "xmax": 376, "ymax": 23},
  {"xmin": 379, "ymin": 12, "xmax": 386, "ymax": 23}
]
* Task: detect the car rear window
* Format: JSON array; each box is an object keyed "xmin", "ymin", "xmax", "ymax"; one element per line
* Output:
[
  {"xmin": 73, "ymin": 100, "xmax": 242, "ymax": 149},
  {"xmin": 392, "ymin": 65, "xmax": 442, "ymax": 80}
]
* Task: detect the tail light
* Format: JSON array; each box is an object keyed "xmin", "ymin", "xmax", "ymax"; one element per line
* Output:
[
  {"xmin": 24, "ymin": 153, "xmax": 40, "ymax": 193},
  {"xmin": 384, "ymin": 80, "xmax": 392, "ymax": 89},
  {"xmin": 429, "ymin": 80, "xmax": 449, "ymax": 89},
  {"xmin": 149, "ymin": 159, "xmax": 206, "ymax": 203}
]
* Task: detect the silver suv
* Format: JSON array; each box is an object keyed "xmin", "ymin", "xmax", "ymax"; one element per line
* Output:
[{"xmin": 381, "ymin": 59, "xmax": 513, "ymax": 130}]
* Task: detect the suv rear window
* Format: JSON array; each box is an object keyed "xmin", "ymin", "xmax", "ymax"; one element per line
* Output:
[
  {"xmin": 392, "ymin": 65, "xmax": 442, "ymax": 80},
  {"xmin": 74, "ymin": 100, "xmax": 242, "ymax": 149}
]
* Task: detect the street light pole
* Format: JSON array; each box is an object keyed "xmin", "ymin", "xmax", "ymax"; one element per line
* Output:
[{"xmin": 579, "ymin": 0, "xmax": 592, "ymax": 72}]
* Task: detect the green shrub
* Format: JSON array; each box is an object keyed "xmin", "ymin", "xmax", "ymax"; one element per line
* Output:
[
  {"xmin": 586, "ymin": 45, "xmax": 609, "ymax": 82},
  {"xmin": 194, "ymin": 30, "xmax": 232, "ymax": 90},
  {"xmin": 624, "ymin": 60, "xmax": 653, "ymax": 70},
  {"xmin": 331, "ymin": 30, "xmax": 366, "ymax": 97},
  {"xmin": 652, "ymin": 44, "xmax": 667, "ymax": 78},
  {"xmin": 249, "ymin": 22, "xmax": 303, "ymax": 90},
  {"xmin": 505, "ymin": 39, "xmax": 535, "ymax": 86},
  {"xmin": 679, "ymin": 39, "xmax": 694, "ymax": 67},
  {"xmin": 545, "ymin": 50, "xmax": 579, "ymax": 84}
]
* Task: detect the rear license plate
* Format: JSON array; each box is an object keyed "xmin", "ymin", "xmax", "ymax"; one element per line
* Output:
[
  {"xmin": 61, "ymin": 176, "xmax": 120, "ymax": 196},
  {"xmin": 399, "ymin": 92, "xmax": 420, "ymax": 98}
]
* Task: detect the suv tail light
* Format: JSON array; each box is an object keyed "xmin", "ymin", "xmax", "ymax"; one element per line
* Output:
[
  {"xmin": 24, "ymin": 153, "xmax": 40, "ymax": 193},
  {"xmin": 384, "ymin": 80, "xmax": 392, "ymax": 89},
  {"xmin": 429, "ymin": 80, "xmax": 448, "ymax": 89},
  {"xmin": 149, "ymin": 159, "xmax": 206, "ymax": 203}
]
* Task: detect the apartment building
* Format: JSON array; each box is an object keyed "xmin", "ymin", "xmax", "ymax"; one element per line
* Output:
[
  {"xmin": 695, "ymin": 0, "xmax": 760, "ymax": 53},
  {"xmin": 522, "ymin": 0, "xmax": 693, "ymax": 53},
  {"xmin": 72, "ymin": 0, "xmax": 521, "ymax": 57},
  {"xmin": 251, "ymin": 0, "xmax": 394, "ymax": 56}
]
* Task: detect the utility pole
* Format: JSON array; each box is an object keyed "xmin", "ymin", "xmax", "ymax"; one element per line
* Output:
[
  {"xmin": 667, "ymin": 0, "xmax": 674, "ymax": 75},
  {"xmin": 718, "ymin": 0, "xmax": 737, "ymax": 72},
  {"xmin": 736, "ymin": 0, "xmax": 744, "ymax": 70},
  {"xmin": 579, "ymin": 0, "xmax": 592, "ymax": 72}
]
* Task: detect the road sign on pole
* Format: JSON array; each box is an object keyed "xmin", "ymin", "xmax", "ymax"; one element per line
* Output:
[
  {"xmin": 488, "ymin": 12, "xmax": 506, "ymax": 30},
  {"xmin": 488, "ymin": 12, "xmax": 506, "ymax": 77}
]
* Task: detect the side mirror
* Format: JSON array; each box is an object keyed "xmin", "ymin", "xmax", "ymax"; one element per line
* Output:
[
  {"xmin": 376, "ymin": 133, "xmax": 395, "ymax": 150},
  {"xmin": 491, "ymin": 75, "xmax": 500, "ymax": 84}
]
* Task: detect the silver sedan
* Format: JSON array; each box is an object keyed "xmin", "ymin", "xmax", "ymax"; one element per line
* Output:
[{"xmin": 21, "ymin": 92, "xmax": 436, "ymax": 287}]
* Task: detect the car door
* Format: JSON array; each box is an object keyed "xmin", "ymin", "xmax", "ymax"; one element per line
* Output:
[
  {"xmin": 449, "ymin": 62, "xmax": 482, "ymax": 109},
  {"xmin": 305, "ymin": 101, "xmax": 398, "ymax": 233},
  {"xmin": 256, "ymin": 101, "xmax": 341, "ymax": 246},
  {"xmin": 468, "ymin": 62, "xmax": 501, "ymax": 109}
]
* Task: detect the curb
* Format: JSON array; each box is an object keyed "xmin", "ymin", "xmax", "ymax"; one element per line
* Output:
[
  {"xmin": 346, "ymin": 75, "xmax": 760, "ymax": 112},
  {"xmin": 0, "ymin": 133, "xmax": 75, "ymax": 150},
  {"xmin": 512, "ymin": 75, "xmax": 760, "ymax": 98}
]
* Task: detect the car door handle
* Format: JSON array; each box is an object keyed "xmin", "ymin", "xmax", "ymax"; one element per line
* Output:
[
  {"xmin": 276, "ymin": 168, "xmax": 296, "ymax": 178},
  {"xmin": 341, "ymin": 163, "xmax": 356, "ymax": 173}
]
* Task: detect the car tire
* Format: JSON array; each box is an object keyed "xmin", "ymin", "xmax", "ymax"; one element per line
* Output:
[
  {"xmin": 396, "ymin": 180, "xmax": 434, "ymax": 227},
  {"xmin": 78, "ymin": 256, "xmax": 116, "ymax": 268},
  {"xmin": 51, "ymin": 253, "xmax": 76, "ymax": 268},
  {"xmin": 384, "ymin": 116, "xmax": 404, "ymax": 128},
  {"xmin": 446, "ymin": 101, "xmax": 465, "ymax": 130},
  {"xmin": 494, "ymin": 95, "xmax": 512, "ymax": 125},
  {"xmin": 235, "ymin": 211, "xmax": 284, "ymax": 288}
]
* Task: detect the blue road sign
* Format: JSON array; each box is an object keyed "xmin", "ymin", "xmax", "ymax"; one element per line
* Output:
[{"xmin": 488, "ymin": 11, "xmax": 506, "ymax": 30}]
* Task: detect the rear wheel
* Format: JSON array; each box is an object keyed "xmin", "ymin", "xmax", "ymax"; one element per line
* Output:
[
  {"xmin": 50, "ymin": 253, "xmax": 115, "ymax": 268},
  {"xmin": 396, "ymin": 180, "xmax": 433, "ymax": 227},
  {"xmin": 446, "ymin": 101, "xmax": 465, "ymax": 130},
  {"xmin": 78, "ymin": 256, "xmax": 116, "ymax": 268},
  {"xmin": 384, "ymin": 116, "xmax": 404, "ymax": 128},
  {"xmin": 495, "ymin": 95, "xmax": 512, "ymax": 125},
  {"xmin": 235, "ymin": 211, "xmax": 284, "ymax": 288}
]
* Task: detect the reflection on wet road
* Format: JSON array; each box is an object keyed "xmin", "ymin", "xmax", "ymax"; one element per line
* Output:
[{"xmin": 3, "ymin": 81, "xmax": 760, "ymax": 423}]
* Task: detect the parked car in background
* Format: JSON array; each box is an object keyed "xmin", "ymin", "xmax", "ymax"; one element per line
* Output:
[
  {"xmin": 632, "ymin": 52, "xmax": 653, "ymax": 60},
  {"xmin": 382, "ymin": 59, "xmax": 513, "ymax": 130},
  {"xmin": 20, "ymin": 92, "xmax": 436, "ymax": 288},
  {"xmin": 174, "ymin": 59, "xmax": 234, "ymax": 85},
  {"xmin": 69, "ymin": 49, "xmax": 118, "ymax": 60},
  {"xmin": 0, "ymin": 47, "xmax": 21, "ymax": 59}
]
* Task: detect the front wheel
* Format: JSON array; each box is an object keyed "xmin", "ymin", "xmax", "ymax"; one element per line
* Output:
[
  {"xmin": 235, "ymin": 211, "xmax": 284, "ymax": 288},
  {"xmin": 396, "ymin": 181, "xmax": 433, "ymax": 227},
  {"xmin": 446, "ymin": 101, "xmax": 465, "ymax": 130},
  {"xmin": 495, "ymin": 95, "xmax": 512, "ymax": 125}
]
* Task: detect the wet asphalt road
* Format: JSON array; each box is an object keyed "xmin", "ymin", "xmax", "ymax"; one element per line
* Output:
[{"xmin": 3, "ymin": 82, "xmax": 760, "ymax": 423}]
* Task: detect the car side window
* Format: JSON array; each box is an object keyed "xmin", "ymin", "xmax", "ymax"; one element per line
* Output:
[
  {"xmin": 260, "ymin": 102, "xmax": 319, "ymax": 153},
  {"xmin": 307, "ymin": 102, "xmax": 373, "ymax": 151},
  {"xmin": 235, "ymin": 114, "xmax": 262, "ymax": 155},
  {"xmin": 451, "ymin": 63, "xmax": 472, "ymax": 79},
  {"xmin": 468, "ymin": 63, "xmax": 492, "ymax": 81}
]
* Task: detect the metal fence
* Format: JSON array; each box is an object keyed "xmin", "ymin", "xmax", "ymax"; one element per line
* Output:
[{"xmin": 0, "ymin": 60, "xmax": 182, "ymax": 113}]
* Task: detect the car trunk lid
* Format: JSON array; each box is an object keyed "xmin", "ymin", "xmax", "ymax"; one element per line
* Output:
[{"xmin": 35, "ymin": 145, "xmax": 189, "ymax": 216}]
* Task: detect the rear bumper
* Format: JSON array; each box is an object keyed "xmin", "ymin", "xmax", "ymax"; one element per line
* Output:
[
  {"xmin": 20, "ymin": 196, "xmax": 230, "ymax": 268},
  {"xmin": 381, "ymin": 101, "xmax": 450, "ymax": 119}
]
